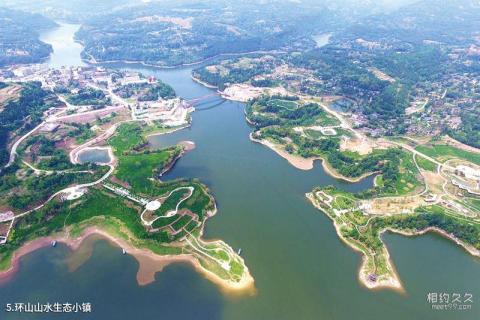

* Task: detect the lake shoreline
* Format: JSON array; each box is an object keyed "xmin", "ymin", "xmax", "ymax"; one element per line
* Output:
[
  {"xmin": 82, "ymin": 50, "xmax": 286, "ymax": 70},
  {"xmin": 249, "ymin": 133, "xmax": 376, "ymax": 182},
  {"xmin": 0, "ymin": 226, "xmax": 255, "ymax": 294},
  {"xmin": 306, "ymin": 191, "xmax": 480, "ymax": 292},
  {"xmin": 306, "ymin": 192, "xmax": 404, "ymax": 292},
  {"xmin": 76, "ymin": 146, "xmax": 115, "ymax": 165},
  {"xmin": 189, "ymin": 76, "xmax": 377, "ymax": 183}
]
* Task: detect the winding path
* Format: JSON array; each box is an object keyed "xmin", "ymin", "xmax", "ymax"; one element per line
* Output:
[
  {"xmin": 14, "ymin": 163, "xmax": 114, "ymax": 220},
  {"xmin": 4, "ymin": 108, "xmax": 66, "ymax": 168},
  {"xmin": 141, "ymin": 187, "xmax": 195, "ymax": 226}
]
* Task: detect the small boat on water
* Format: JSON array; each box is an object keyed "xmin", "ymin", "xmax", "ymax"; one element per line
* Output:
[
  {"xmin": 237, "ymin": 248, "xmax": 242, "ymax": 255},
  {"xmin": 122, "ymin": 248, "xmax": 127, "ymax": 255},
  {"xmin": 51, "ymin": 240, "xmax": 57, "ymax": 247}
]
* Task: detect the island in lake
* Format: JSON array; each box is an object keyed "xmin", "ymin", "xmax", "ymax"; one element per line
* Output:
[
  {"xmin": 193, "ymin": 56, "xmax": 480, "ymax": 290},
  {"xmin": 0, "ymin": 3, "xmax": 479, "ymax": 319},
  {"xmin": 0, "ymin": 66, "xmax": 253, "ymax": 293}
]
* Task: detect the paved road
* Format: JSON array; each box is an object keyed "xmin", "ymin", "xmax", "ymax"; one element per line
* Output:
[
  {"xmin": 15, "ymin": 164, "xmax": 114, "ymax": 219},
  {"xmin": 4, "ymin": 109, "xmax": 66, "ymax": 169}
]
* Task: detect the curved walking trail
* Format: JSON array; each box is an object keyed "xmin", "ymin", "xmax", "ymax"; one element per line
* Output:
[
  {"xmin": 214, "ymin": 79, "xmax": 480, "ymax": 292},
  {"xmin": 4, "ymin": 109, "xmax": 66, "ymax": 168},
  {"xmin": 4, "ymin": 95, "xmax": 125, "ymax": 224},
  {"xmin": 14, "ymin": 164, "xmax": 114, "ymax": 219},
  {"xmin": 1, "ymin": 79, "xmax": 255, "ymax": 293},
  {"xmin": 3, "ymin": 105, "xmax": 117, "ymax": 221},
  {"xmin": 3, "ymin": 22, "xmax": 479, "ymax": 319},
  {"xmin": 141, "ymin": 186, "xmax": 195, "ymax": 226}
]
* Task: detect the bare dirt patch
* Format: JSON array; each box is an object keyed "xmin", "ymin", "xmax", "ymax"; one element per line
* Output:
[
  {"xmin": 135, "ymin": 15, "xmax": 193, "ymax": 29},
  {"xmin": 363, "ymin": 196, "xmax": 425, "ymax": 215},
  {"xmin": 55, "ymin": 106, "xmax": 125, "ymax": 124},
  {"xmin": 368, "ymin": 67, "xmax": 395, "ymax": 83},
  {"xmin": 340, "ymin": 136, "xmax": 381, "ymax": 155},
  {"xmin": 442, "ymin": 135, "xmax": 480, "ymax": 154},
  {"xmin": 222, "ymin": 84, "xmax": 289, "ymax": 102},
  {"xmin": 110, "ymin": 176, "xmax": 131, "ymax": 189},
  {"xmin": 0, "ymin": 84, "xmax": 21, "ymax": 109}
]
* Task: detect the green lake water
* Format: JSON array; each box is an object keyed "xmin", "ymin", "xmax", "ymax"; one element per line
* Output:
[
  {"xmin": 0, "ymin": 23, "xmax": 478, "ymax": 320},
  {"xmin": 77, "ymin": 149, "xmax": 111, "ymax": 165}
]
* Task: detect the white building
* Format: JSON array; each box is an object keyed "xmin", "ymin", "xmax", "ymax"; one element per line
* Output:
[{"xmin": 456, "ymin": 165, "xmax": 480, "ymax": 180}]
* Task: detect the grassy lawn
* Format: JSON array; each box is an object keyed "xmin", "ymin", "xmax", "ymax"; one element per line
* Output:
[
  {"xmin": 267, "ymin": 99, "xmax": 298, "ymax": 111},
  {"xmin": 2, "ymin": 183, "xmax": 216, "ymax": 266},
  {"xmin": 151, "ymin": 215, "xmax": 180, "ymax": 229},
  {"xmin": 304, "ymin": 129, "xmax": 326, "ymax": 139},
  {"xmin": 394, "ymin": 154, "xmax": 422, "ymax": 195},
  {"xmin": 314, "ymin": 112, "xmax": 341, "ymax": 127},
  {"xmin": 0, "ymin": 113, "xmax": 247, "ymax": 281},
  {"xmin": 416, "ymin": 144, "xmax": 480, "ymax": 165},
  {"xmin": 375, "ymin": 175, "xmax": 384, "ymax": 188},
  {"xmin": 171, "ymin": 215, "xmax": 193, "ymax": 231},
  {"xmin": 185, "ymin": 220, "xmax": 199, "ymax": 232},
  {"xmin": 156, "ymin": 188, "xmax": 189, "ymax": 216},
  {"xmin": 109, "ymin": 123, "xmax": 144, "ymax": 154},
  {"xmin": 415, "ymin": 155, "xmax": 438, "ymax": 172},
  {"xmin": 178, "ymin": 186, "xmax": 212, "ymax": 221},
  {"xmin": 109, "ymin": 121, "xmax": 183, "ymax": 192},
  {"xmin": 2, "ymin": 188, "xmax": 156, "ymax": 265},
  {"xmin": 115, "ymin": 150, "xmax": 173, "ymax": 190},
  {"xmin": 466, "ymin": 198, "xmax": 480, "ymax": 211},
  {"xmin": 304, "ymin": 127, "xmax": 349, "ymax": 139}
]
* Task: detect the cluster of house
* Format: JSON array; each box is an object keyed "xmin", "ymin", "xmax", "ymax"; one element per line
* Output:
[
  {"xmin": 133, "ymin": 98, "xmax": 193, "ymax": 124},
  {"xmin": 0, "ymin": 64, "xmax": 153, "ymax": 93}
]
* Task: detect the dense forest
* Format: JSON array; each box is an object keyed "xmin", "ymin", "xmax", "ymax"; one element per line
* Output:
[
  {"xmin": 248, "ymin": 95, "xmax": 421, "ymax": 198},
  {"xmin": 75, "ymin": 1, "xmax": 341, "ymax": 66},
  {"xmin": 114, "ymin": 81, "xmax": 176, "ymax": 101},
  {"xmin": 289, "ymin": 48, "xmax": 411, "ymax": 131},
  {"xmin": 0, "ymin": 8, "xmax": 56, "ymax": 66},
  {"xmin": 193, "ymin": 57, "xmax": 277, "ymax": 90},
  {"xmin": 448, "ymin": 108, "xmax": 480, "ymax": 148},
  {"xmin": 0, "ymin": 82, "xmax": 58, "ymax": 167},
  {"xmin": 66, "ymin": 88, "xmax": 110, "ymax": 107},
  {"xmin": 339, "ymin": 0, "xmax": 480, "ymax": 46}
]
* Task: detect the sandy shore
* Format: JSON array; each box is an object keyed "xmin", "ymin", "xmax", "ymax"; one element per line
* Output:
[
  {"xmin": 442, "ymin": 135, "xmax": 480, "ymax": 154},
  {"xmin": 190, "ymin": 75, "xmax": 219, "ymax": 89},
  {"xmin": 250, "ymin": 133, "xmax": 315, "ymax": 170},
  {"xmin": 0, "ymin": 226, "xmax": 255, "ymax": 294},
  {"xmin": 250, "ymin": 133, "xmax": 376, "ymax": 182},
  {"xmin": 178, "ymin": 140, "xmax": 196, "ymax": 152},
  {"xmin": 307, "ymin": 192, "xmax": 480, "ymax": 292},
  {"xmin": 306, "ymin": 192, "xmax": 404, "ymax": 292},
  {"xmin": 145, "ymin": 124, "xmax": 191, "ymax": 138}
]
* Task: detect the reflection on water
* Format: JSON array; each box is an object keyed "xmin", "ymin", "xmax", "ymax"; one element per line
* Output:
[
  {"xmin": 1, "ymin": 22, "xmax": 479, "ymax": 320},
  {"xmin": 77, "ymin": 148, "xmax": 111, "ymax": 165},
  {"xmin": 39, "ymin": 22, "xmax": 86, "ymax": 68}
]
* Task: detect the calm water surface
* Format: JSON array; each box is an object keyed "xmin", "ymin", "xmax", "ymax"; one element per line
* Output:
[
  {"xmin": 39, "ymin": 22, "xmax": 86, "ymax": 69},
  {"xmin": 77, "ymin": 149, "xmax": 111, "ymax": 165},
  {"xmin": 1, "ymin": 23, "xmax": 478, "ymax": 320}
]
